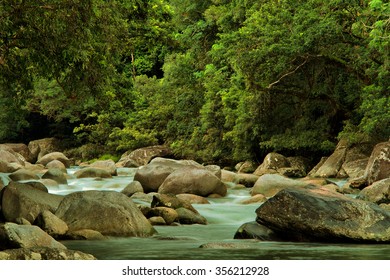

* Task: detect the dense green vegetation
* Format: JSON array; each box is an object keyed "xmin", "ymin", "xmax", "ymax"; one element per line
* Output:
[{"xmin": 1, "ymin": 0, "xmax": 389, "ymax": 164}]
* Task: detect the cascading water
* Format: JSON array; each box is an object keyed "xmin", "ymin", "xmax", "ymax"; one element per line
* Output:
[{"xmin": 2, "ymin": 167, "xmax": 390, "ymax": 259}]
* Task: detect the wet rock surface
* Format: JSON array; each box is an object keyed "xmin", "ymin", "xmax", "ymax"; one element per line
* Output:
[
  {"xmin": 55, "ymin": 190, "xmax": 156, "ymax": 237},
  {"xmin": 256, "ymin": 187, "xmax": 390, "ymax": 243},
  {"xmin": 0, "ymin": 247, "xmax": 96, "ymax": 260}
]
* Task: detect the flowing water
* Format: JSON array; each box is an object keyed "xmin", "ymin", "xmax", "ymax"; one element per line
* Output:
[{"xmin": 2, "ymin": 168, "xmax": 390, "ymax": 260}]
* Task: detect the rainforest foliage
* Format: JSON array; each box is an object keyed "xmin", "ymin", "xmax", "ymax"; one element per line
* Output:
[{"xmin": 0, "ymin": 0, "xmax": 389, "ymax": 164}]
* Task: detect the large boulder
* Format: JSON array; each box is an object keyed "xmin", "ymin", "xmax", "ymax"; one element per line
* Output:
[
  {"xmin": 279, "ymin": 156, "xmax": 310, "ymax": 178},
  {"xmin": 239, "ymin": 194, "xmax": 267, "ymax": 204},
  {"xmin": 251, "ymin": 174, "xmax": 310, "ymax": 197},
  {"xmin": 64, "ymin": 229, "xmax": 106, "ymax": 241},
  {"xmin": 176, "ymin": 193, "xmax": 210, "ymax": 204},
  {"xmin": 90, "ymin": 159, "xmax": 117, "ymax": 176},
  {"xmin": 357, "ymin": 178, "xmax": 390, "ymax": 204},
  {"xmin": 134, "ymin": 163, "xmax": 177, "ymax": 193},
  {"xmin": 151, "ymin": 193, "xmax": 199, "ymax": 214},
  {"xmin": 146, "ymin": 207, "xmax": 179, "ymax": 225},
  {"xmin": 158, "ymin": 167, "xmax": 227, "ymax": 197},
  {"xmin": 36, "ymin": 152, "xmax": 71, "ymax": 168},
  {"xmin": 236, "ymin": 173, "xmax": 259, "ymax": 188},
  {"xmin": 256, "ymin": 186, "xmax": 390, "ymax": 243},
  {"xmin": 1, "ymin": 143, "xmax": 33, "ymax": 163},
  {"xmin": 0, "ymin": 222, "xmax": 66, "ymax": 250},
  {"xmin": 121, "ymin": 181, "xmax": 144, "ymax": 197},
  {"xmin": 361, "ymin": 141, "xmax": 389, "ymax": 186},
  {"xmin": 253, "ymin": 152, "xmax": 290, "ymax": 176},
  {"xmin": 42, "ymin": 168, "xmax": 68, "ymax": 185},
  {"xmin": 341, "ymin": 143, "xmax": 374, "ymax": 179},
  {"xmin": 348, "ymin": 141, "xmax": 390, "ymax": 189},
  {"xmin": 0, "ymin": 145, "xmax": 26, "ymax": 165},
  {"xmin": 175, "ymin": 208, "xmax": 207, "ymax": 225},
  {"xmin": 312, "ymin": 138, "xmax": 349, "ymax": 178},
  {"xmin": 0, "ymin": 148, "xmax": 25, "ymax": 173},
  {"xmin": 8, "ymin": 169, "xmax": 40, "ymax": 181},
  {"xmin": 55, "ymin": 190, "xmax": 156, "ymax": 237},
  {"xmin": 310, "ymin": 140, "xmax": 376, "ymax": 179},
  {"xmin": 0, "ymin": 247, "xmax": 96, "ymax": 260},
  {"xmin": 24, "ymin": 162, "xmax": 46, "ymax": 173},
  {"xmin": 28, "ymin": 138, "xmax": 61, "ymax": 162},
  {"xmin": 116, "ymin": 145, "xmax": 173, "ymax": 167},
  {"xmin": 35, "ymin": 210, "xmax": 69, "ymax": 237},
  {"xmin": 237, "ymin": 161, "xmax": 257, "ymax": 173},
  {"xmin": 221, "ymin": 170, "xmax": 239, "ymax": 184},
  {"xmin": 0, "ymin": 160, "xmax": 21, "ymax": 173},
  {"xmin": 307, "ymin": 157, "xmax": 328, "ymax": 177},
  {"xmin": 149, "ymin": 193, "xmax": 207, "ymax": 225},
  {"xmin": 1, "ymin": 182, "xmax": 63, "ymax": 223},
  {"xmin": 342, "ymin": 158, "xmax": 369, "ymax": 179},
  {"xmin": 74, "ymin": 167, "xmax": 112, "ymax": 179},
  {"xmin": 46, "ymin": 160, "xmax": 67, "ymax": 173},
  {"xmin": 134, "ymin": 157, "xmax": 206, "ymax": 193}
]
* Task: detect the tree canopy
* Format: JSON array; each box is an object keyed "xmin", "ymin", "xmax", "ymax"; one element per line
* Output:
[{"xmin": 1, "ymin": 0, "xmax": 389, "ymax": 164}]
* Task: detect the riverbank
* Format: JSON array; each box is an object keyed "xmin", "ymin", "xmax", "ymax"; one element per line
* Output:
[{"xmin": 0, "ymin": 139, "xmax": 389, "ymax": 259}]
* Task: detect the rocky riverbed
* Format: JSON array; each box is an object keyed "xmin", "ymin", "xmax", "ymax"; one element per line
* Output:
[{"xmin": 0, "ymin": 138, "xmax": 389, "ymax": 260}]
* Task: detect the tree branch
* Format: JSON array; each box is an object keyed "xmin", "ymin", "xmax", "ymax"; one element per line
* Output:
[{"xmin": 267, "ymin": 56, "xmax": 315, "ymax": 89}]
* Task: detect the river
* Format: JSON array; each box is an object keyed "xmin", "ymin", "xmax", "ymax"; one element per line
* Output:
[{"xmin": 2, "ymin": 168, "xmax": 390, "ymax": 260}]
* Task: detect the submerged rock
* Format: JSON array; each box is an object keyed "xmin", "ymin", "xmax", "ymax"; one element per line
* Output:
[
  {"xmin": 256, "ymin": 187, "xmax": 390, "ymax": 243},
  {"xmin": 234, "ymin": 221, "xmax": 283, "ymax": 241},
  {"xmin": 199, "ymin": 242, "xmax": 253, "ymax": 249}
]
